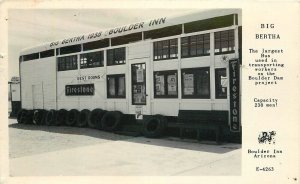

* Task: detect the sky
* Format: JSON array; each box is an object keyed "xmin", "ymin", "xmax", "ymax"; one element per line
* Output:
[{"xmin": 8, "ymin": 9, "xmax": 195, "ymax": 79}]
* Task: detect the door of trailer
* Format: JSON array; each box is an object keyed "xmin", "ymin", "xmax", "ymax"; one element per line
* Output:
[
  {"xmin": 32, "ymin": 83, "xmax": 44, "ymax": 109},
  {"xmin": 128, "ymin": 42, "xmax": 151, "ymax": 118}
]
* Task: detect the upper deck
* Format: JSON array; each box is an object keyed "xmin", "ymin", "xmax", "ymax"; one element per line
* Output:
[{"xmin": 19, "ymin": 9, "xmax": 241, "ymax": 58}]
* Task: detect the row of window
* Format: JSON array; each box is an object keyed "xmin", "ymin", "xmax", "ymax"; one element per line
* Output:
[
  {"xmin": 56, "ymin": 30, "xmax": 235, "ymax": 71},
  {"xmin": 22, "ymin": 49, "xmax": 55, "ymax": 62},
  {"xmin": 22, "ymin": 29, "xmax": 235, "ymax": 64},
  {"xmin": 57, "ymin": 47, "xmax": 127, "ymax": 71},
  {"xmin": 106, "ymin": 68, "xmax": 227, "ymax": 99},
  {"xmin": 153, "ymin": 29, "xmax": 235, "ymax": 60}
]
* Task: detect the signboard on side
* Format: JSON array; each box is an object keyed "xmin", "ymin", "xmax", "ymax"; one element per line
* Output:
[
  {"xmin": 229, "ymin": 59, "xmax": 240, "ymax": 132},
  {"xmin": 65, "ymin": 84, "xmax": 95, "ymax": 96}
]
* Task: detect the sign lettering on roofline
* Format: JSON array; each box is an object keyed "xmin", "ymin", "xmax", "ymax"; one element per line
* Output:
[{"xmin": 49, "ymin": 17, "xmax": 167, "ymax": 48}]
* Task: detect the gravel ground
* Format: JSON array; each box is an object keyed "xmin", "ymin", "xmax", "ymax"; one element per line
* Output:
[
  {"xmin": 9, "ymin": 119, "xmax": 131, "ymax": 159},
  {"xmin": 9, "ymin": 118, "xmax": 241, "ymax": 176}
]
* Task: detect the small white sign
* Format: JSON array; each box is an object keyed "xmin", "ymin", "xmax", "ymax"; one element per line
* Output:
[
  {"xmin": 136, "ymin": 69, "xmax": 144, "ymax": 82},
  {"xmin": 135, "ymin": 106, "xmax": 143, "ymax": 120}
]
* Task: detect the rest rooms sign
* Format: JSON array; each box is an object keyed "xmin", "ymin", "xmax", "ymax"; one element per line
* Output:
[
  {"xmin": 229, "ymin": 59, "xmax": 240, "ymax": 132},
  {"xmin": 65, "ymin": 84, "xmax": 94, "ymax": 96}
]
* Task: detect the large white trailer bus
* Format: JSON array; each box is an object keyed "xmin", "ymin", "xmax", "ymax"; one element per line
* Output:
[{"xmin": 17, "ymin": 9, "xmax": 242, "ymax": 142}]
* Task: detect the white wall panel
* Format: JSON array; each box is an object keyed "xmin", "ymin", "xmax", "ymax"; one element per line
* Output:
[
  {"xmin": 153, "ymin": 60, "xmax": 178, "ymax": 71},
  {"xmin": 20, "ymin": 57, "xmax": 56, "ymax": 110},
  {"xmin": 179, "ymin": 100, "xmax": 212, "ymax": 110},
  {"xmin": 152, "ymin": 101, "xmax": 179, "ymax": 116},
  {"xmin": 128, "ymin": 42, "xmax": 150, "ymax": 59},
  {"xmin": 181, "ymin": 56, "xmax": 211, "ymax": 69}
]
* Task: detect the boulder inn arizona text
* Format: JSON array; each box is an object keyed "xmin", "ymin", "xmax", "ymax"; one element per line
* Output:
[{"xmin": 16, "ymin": 9, "xmax": 242, "ymax": 143}]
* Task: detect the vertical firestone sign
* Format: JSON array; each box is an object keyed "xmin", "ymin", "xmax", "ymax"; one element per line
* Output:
[{"xmin": 229, "ymin": 59, "xmax": 240, "ymax": 132}]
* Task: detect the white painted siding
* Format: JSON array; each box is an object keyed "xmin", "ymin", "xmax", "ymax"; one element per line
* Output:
[
  {"xmin": 20, "ymin": 57, "xmax": 56, "ymax": 110},
  {"xmin": 57, "ymin": 66, "xmax": 106, "ymax": 111}
]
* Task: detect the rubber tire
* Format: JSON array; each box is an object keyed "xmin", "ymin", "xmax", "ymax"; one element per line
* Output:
[
  {"xmin": 88, "ymin": 109, "xmax": 106, "ymax": 129},
  {"xmin": 142, "ymin": 115, "xmax": 167, "ymax": 138},
  {"xmin": 40, "ymin": 110, "xmax": 48, "ymax": 125},
  {"xmin": 101, "ymin": 111, "xmax": 122, "ymax": 132},
  {"xmin": 45, "ymin": 110, "xmax": 57, "ymax": 126},
  {"xmin": 77, "ymin": 109, "xmax": 90, "ymax": 127},
  {"xmin": 55, "ymin": 109, "xmax": 68, "ymax": 126},
  {"xmin": 66, "ymin": 109, "xmax": 79, "ymax": 126},
  {"xmin": 24, "ymin": 110, "xmax": 34, "ymax": 124},
  {"xmin": 33, "ymin": 109, "xmax": 44, "ymax": 125},
  {"xmin": 17, "ymin": 109, "xmax": 26, "ymax": 124}
]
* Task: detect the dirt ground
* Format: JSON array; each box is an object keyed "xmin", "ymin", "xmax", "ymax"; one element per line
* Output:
[{"xmin": 9, "ymin": 118, "xmax": 241, "ymax": 176}]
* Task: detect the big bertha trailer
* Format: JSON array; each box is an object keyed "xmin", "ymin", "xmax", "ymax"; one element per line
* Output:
[{"xmin": 17, "ymin": 9, "xmax": 242, "ymax": 143}]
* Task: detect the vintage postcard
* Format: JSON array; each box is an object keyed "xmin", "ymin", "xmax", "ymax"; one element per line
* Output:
[{"xmin": 0, "ymin": 0, "xmax": 299, "ymax": 184}]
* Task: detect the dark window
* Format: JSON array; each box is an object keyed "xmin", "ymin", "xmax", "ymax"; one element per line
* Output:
[
  {"xmin": 107, "ymin": 74, "xmax": 126, "ymax": 98},
  {"xmin": 83, "ymin": 39, "xmax": 109, "ymax": 51},
  {"xmin": 19, "ymin": 56, "xmax": 23, "ymax": 62},
  {"xmin": 181, "ymin": 67, "xmax": 210, "ymax": 99},
  {"xmin": 154, "ymin": 70, "xmax": 178, "ymax": 98},
  {"xmin": 144, "ymin": 25, "xmax": 182, "ymax": 39},
  {"xmin": 214, "ymin": 29, "xmax": 235, "ymax": 54},
  {"xmin": 153, "ymin": 38, "xmax": 178, "ymax": 61},
  {"xmin": 184, "ymin": 14, "xmax": 234, "ymax": 33},
  {"xmin": 40, "ymin": 49, "xmax": 55, "ymax": 58},
  {"xmin": 111, "ymin": 32, "xmax": 142, "ymax": 46},
  {"xmin": 215, "ymin": 68, "xmax": 227, "ymax": 99},
  {"xmin": 107, "ymin": 47, "xmax": 126, "ymax": 66},
  {"xmin": 23, "ymin": 53, "xmax": 39, "ymax": 61},
  {"xmin": 59, "ymin": 44, "xmax": 81, "ymax": 55},
  {"xmin": 181, "ymin": 33, "xmax": 210, "ymax": 58},
  {"xmin": 80, "ymin": 51, "xmax": 104, "ymax": 69},
  {"xmin": 57, "ymin": 55, "xmax": 78, "ymax": 71}
]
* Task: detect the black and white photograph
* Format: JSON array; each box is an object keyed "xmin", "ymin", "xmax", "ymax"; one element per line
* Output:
[
  {"xmin": 7, "ymin": 8, "xmax": 242, "ymax": 176},
  {"xmin": 0, "ymin": 1, "xmax": 299, "ymax": 184}
]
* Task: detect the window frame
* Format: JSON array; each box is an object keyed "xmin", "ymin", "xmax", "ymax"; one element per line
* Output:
[
  {"xmin": 80, "ymin": 51, "xmax": 104, "ymax": 69},
  {"xmin": 107, "ymin": 47, "xmax": 126, "ymax": 66},
  {"xmin": 214, "ymin": 29, "xmax": 235, "ymax": 55},
  {"xmin": 153, "ymin": 70, "xmax": 178, "ymax": 98},
  {"xmin": 181, "ymin": 67, "xmax": 210, "ymax": 99},
  {"xmin": 23, "ymin": 53, "xmax": 39, "ymax": 61},
  {"xmin": 181, "ymin": 33, "xmax": 210, "ymax": 58},
  {"xmin": 40, "ymin": 49, "xmax": 55, "ymax": 58},
  {"xmin": 153, "ymin": 38, "xmax": 178, "ymax": 61},
  {"xmin": 106, "ymin": 74, "xmax": 126, "ymax": 98},
  {"xmin": 215, "ymin": 68, "xmax": 228, "ymax": 99},
  {"xmin": 59, "ymin": 44, "xmax": 82, "ymax": 55},
  {"xmin": 57, "ymin": 55, "xmax": 78, "ymax": 71}
]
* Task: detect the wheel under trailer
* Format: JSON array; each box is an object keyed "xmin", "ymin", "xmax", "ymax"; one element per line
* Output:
[{"xmin": 17, "ymin": 108, "xmax": 239, "ymax": 144}]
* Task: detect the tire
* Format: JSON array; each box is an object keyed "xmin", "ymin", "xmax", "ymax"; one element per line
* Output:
[
  {"xmin": 55, "ymin": 109, "xmax": 68, "ymax": 126},
  {"xmin": 101, "ymin": 111, "xmax": 123, "ymax": 131},
  {"xmin": 41, "ymin": 110, "xmax": 48, "ymax": 125},
  {"xmin": 17, "ymin": 109, "xmax": 26, "ymax": 124},
  {"xmin": 45, "ymin": 110, "xmax": 57, "ymax": 126},
  {"xmin": 66, "ymin": 109, "xmax": 79, "ymax": 126},
  {"xmin": 142, "ymin": 115, "xmax": 167, "ymax": 138},
  {"xmin": 33, "ymin": 109, "xmax": 44, "ymax": 125},
  {"xmin": 24, "ymin": 110, "xmax": 34, "ymax": 124},
  {"xmin": 88, "ymin": 109, "xmax": 106, "ymax": 129},
  {"xmin": 77, "ymin": 109, "xmax": 90, "ymax": 127}
]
